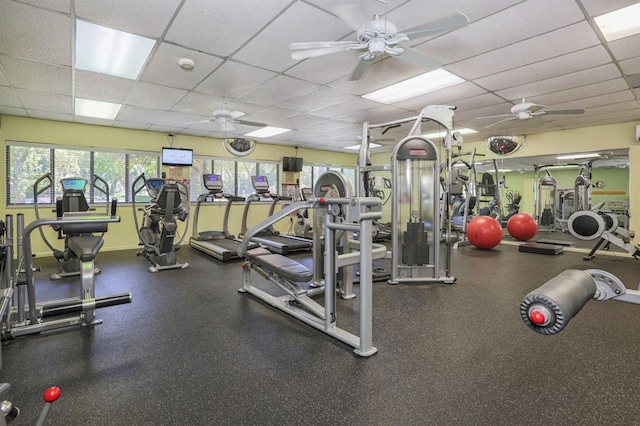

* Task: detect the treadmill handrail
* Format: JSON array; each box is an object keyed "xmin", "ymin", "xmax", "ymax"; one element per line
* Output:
[{"xmin": 238, "ymin": 201, "xmax": 310, "ymax": 257}]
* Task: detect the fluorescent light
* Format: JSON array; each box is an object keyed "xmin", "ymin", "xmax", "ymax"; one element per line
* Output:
[
  {"xmin": 76, "ymin": 20, "xmax": 156, "ymax": 79},
  {"xmin": 75, "ymin": 98, "xmax": 122, "ymax": 120},
  {"xmin": 345, "ymin": 143, "xmax": 382, "ymax": 150},
  {"xmin": 363, "ymin": 69, "xmax": 465, "ymax": 104},
  {"xmin": 555, "ymin": 153, "xmax": 601, "ymax": 160},
  {"xmin": 244, "ymin": 126, "xmax": 291, "ymax": 138},
  {"xmin": 423, "ymin": 128, "xmax": 478, "ymax": 139},
  {"xmin": 594, "ymin": 3, "xmax": 640, "ymax": 41}
]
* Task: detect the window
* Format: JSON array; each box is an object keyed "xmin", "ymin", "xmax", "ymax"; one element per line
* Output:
[
  {"xmin": 94, "ymin": 151, "xmax": 126, "ymax": 202},
  {"xmin": 6, "ymin": 144, "xmax": 51, "ymax": 204},
  {"xmin": 213, "ymin": 159, "xmax": 236, "ymax": 195}
]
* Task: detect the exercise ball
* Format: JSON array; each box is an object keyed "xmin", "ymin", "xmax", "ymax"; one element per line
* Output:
[
  {"xmin": 467, "ymin": 216, "xmax": 503, "ymax": 249},
  {"xmin": 507, "ymin": 213, "xmax": 538, "ymax": 241}
]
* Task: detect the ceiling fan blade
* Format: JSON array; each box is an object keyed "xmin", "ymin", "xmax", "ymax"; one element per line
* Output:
[
  {"xmin": 484, "ymin": 116, "xmax": 518, "ymax": 129},
  {"xmin": 542, "ymin": 108, "xmax": 586, "ymax": 115},
  {"xmin": 291, "ymin": 45, "xmax": 352, "ymax": 60},
  {"xmin": 476, "ymin": 113, "xmax": 512, "ymax": 120},
  {"xmin": 331, "ymin": 3, "xmax": 365, "ymax": 30},
  {"xmin": 236, "ymin": 119, "xmax": 268, "ymax": 127},
  {"xmin": 228, "ymin": 110, "xmax": 245, "ymax": 120},
  {"xmin": 347, "ymin": 58, "xmax": 373, "ymax": 81},
  {"xmin": 397, "ymin": 47, "xmax": 441, "ymax": 70},
  {"xmin": 401, "ymin": 12, "xmax": 470, "ymax": 38},
  {"xmin": 290, "ymin": 41, "xmax": 355, "ymax": 50}
]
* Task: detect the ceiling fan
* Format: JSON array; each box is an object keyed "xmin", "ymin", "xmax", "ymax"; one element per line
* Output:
[
  {"xmin": 477, "ymin": 98, "xmax": 585, "ymax": 128},
  {"xmin": 289, "ymin": 4, "xmax": 469, "ymax": 80},
  {"xmin": 207, "ymin": 107, "xmax": 267, "ymax": 132}
]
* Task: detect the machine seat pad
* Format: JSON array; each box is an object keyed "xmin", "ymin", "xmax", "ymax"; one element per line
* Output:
[
  {"xmin": 68, "ymin": 235, "xmax": 104, "ymax": 261},
  {"xmin": 247, "ymin": 249, "xmax": 312, "ymax": 283}
]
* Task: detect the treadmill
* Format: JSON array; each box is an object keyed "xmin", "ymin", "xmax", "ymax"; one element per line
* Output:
[
  {"xmin": 189, "ymin": 174, "xmax": 258, "ymax": 261},
  {"xmin": 240, "ymin": 176, "xmax": 313, "ymax": 255}
]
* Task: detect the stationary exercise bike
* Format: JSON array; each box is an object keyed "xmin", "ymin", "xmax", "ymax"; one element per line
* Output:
[
  {"xmin": 132, "ymin": 173, "xmax": 189, "ymax": 272},
  {"xmin": 33, "ymin": 173, "xmax": 112, "ymax": 279}
]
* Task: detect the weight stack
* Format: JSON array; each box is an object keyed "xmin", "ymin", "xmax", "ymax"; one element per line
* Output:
[{"xmin": 402, "ymin": 221, "xmax": 429, "ymax": 265}]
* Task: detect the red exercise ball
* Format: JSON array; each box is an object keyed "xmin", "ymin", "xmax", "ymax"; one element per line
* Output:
[
  {"xmin": 507, "ymin": 213, "xmax": 538, "ymax": 241},
  {"xmin": 467, "ymin": 216, "xmax": 503, "ymax": 249}
]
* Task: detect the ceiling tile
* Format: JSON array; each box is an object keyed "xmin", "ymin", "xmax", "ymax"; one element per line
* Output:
[
  {"xmin": 165, "ymin": 0, "xmax": 293, "ymax": 57},
  {"xmin": 0, "ymin": 86, "xmax": 23, "ymax": 108},
  {"xmin": 412, "ymin": 0, "xmax": 583, "ymax": 66},
  {"xmin": 27, "ymin": 110, "xmax": 72, "ymax": 122},
  {"xmin": 495, "ymin": 63, "xmax": 622, "ymax": 101},
  {"xmin": 0, "ymin": 55, "xmax": 71, "ymax": 95},
  {"xmin": 113, "ymin": 120, "xmax": 152, "ymax": 131},
  {"xmin": 393, "ymin": 82, "xmax": 486, "ymax": 111},
  {"xmin": 474, "ymin": 46, "xmax": 612, "ymax": 91},
  {"xmin": 15, "ymin": 89, "xmax": 72, "ymax": 113},
  {"xmin": 527, "ymin": 78, "xmax": 631, "ymax": 105},
  {"xmin": 448, "ymin": 21, "xmax": 601, "ymax": 80},
  {"xmin": 0, "ymin": 1, "xmax": 71, "ymax": 66},
  {"xmin": 126, "ymin": 81, "xmax": 188, "ymax": 110},
  {"xmin": 0, "ymin": 106, "xmax": 27, "ymax": 116},
  {"xmin": 280, "ymin": 87, "xmax": 354, "ymax": 114},
  {"xmin": 195, "ymin": 61, "xmax": 278, "ymax": 99},
  {"xmin": 620, "ymin": 56, "xmax": 640, "ymax": 75},
  {"xmin": 74, "ymin": 116, "xmax": 115, "ymax": 126},
  {"xmin": 0, "ymin": 66, "xmax": 8, "ymax": 86},
  {"xmin": 580, "ymin": 0, "xmax": 640, "ymax": 17},
  {"xmin": 608, "ymin": 33, "xmax": 640, "ymax": 62},
  {"xmin": 18, "ymin": 0, "xmax": 70, "ymax": 13},
  {"xmin": 244, "ymin": 106, "xmax": 298, "ymax": 124},
  {"xmin": 273, "ymin": 113, "xmax": 328, "ymax": 130},
  {"xmin": 237, "ymin": 75, "xmax": 317, "ymax": 106},
  {"xmin": 233, "ymin": 1, "xmax": 351, "ymax": 73},
  {"xmin": 140, "ymin": 43, "xmax": 224, "ymax": 90},
  {"xmin": 549, "ymin": 90, "xmax": 637, "ymax": 110},
  {"xmin": 75, "ymin": 0, "xmax": 181, "ymax": 38},
  {"xmin": 155, "ymin": 110, "xmax": 205, "ymax": 128},
  {"xmin": 309, "ymin": 97, "xmax": 382, "ymax": 120},
  {"xmin": 116, "ymin": 105, "xmax": 166, "ymax": 124},
  {"xmin": 75, "ymin": 70, "xmax": 136, "ymax": 104}
]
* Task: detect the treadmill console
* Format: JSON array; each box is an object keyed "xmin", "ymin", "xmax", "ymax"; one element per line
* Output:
[
  {"xmin": 203, "ymin": 174, "xmax": 223, "ymax": 193},
  {"xmin": 60, "ymin": 178, "xmax": 87, "ymax": 192},
  {"xmin": 300, "ymin": 187, "xmax": 313, "ymax": 201},
  {"xmin": 251, "ymin": 175, "xmax": 270, "ymax": 194}
]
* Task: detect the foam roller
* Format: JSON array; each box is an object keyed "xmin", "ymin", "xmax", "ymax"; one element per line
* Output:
[{"xmin": 520, "ymin": 269, "xmax": 597, "ymax": 335}]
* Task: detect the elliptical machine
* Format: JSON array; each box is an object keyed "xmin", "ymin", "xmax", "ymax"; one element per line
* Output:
[
  {"xmin": 33, "ymin": 173, "xmax": 112, "ymax": 280},
  {"xmin": 132, "ymin": 173, "xmax": 189, "ymax": 272}
]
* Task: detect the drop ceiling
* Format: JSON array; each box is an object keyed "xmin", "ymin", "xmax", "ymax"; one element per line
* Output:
[{"xmin": 0, "ymin": 0, "xmax": 639, "ymax": 154}]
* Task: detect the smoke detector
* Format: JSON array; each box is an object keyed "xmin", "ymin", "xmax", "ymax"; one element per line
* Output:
[{"xmin": 178, "ymin": 58, "xmax": 195, "ymax": 70}]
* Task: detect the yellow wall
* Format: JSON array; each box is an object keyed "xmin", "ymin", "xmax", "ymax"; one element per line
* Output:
[
  {"xmin": 371, "ymin": 121, "xmax": 639, "ymax": 232},
  {"xmin": 0, "ymin": 115, "xmax": 356, "ymax": 256}
]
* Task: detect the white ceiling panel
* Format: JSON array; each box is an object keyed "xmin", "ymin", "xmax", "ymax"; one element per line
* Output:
[
  {"xmin": 75, "ymin": 70, "xmax": 136, "ymax": 104},
  {"xmin": 279, "ymin": 87, "xmax": 354, "ymax": 114},
  {"xmin": 448, "ymin": 21, "xmax": 601, "ymax": 80},
  {"xmin": 15, "ymin": 89, "xmax": 72, "ymax": 113},
  {"xmin": 0, "ymin": 55, "xmax": 71, "ymax": 95},
  {"xmin": 0, "ymin": 1, "xmax": 71, "ymax": 66},
  {"xmin": 527, "ymin": 79, "xmax": 631, "ymax": 106},
  {"xmin": 237, "ymin": 75, "xmax": 317, "ymax": 106},
  {"xmin": 75, "ymin": 0, "xmax": 182, "ymax": 38},
  {"xmin": 1, "ymin": 0, "xmax": 639, "ymax": 151},
  {"xmin": 165, "ymin": 0, "xmax": 292, "ymax": 57},
  {"xmin": 195, "ymin": 61, "xmax": 278, "ymax": 99},
  {"xmin": 126, "ymin": 82, "xmax": 188, "ymax": 110},
  {"xmin": 234, "ymin": 2, "xmax": 351, "ymax": 73},
  {"xmin": 140, "ymin": 43, "xmax": 224, "ymax": 90},
  {"xmin": 495, "ymin": 63, "xmax": 621, "ymax": 101},
  {"xmin": 413, "ymin": 0, "xmax": 583, "ymax": 66},
  {"xmin": 474, "ymin": 46, "xmax": 612, "ymax": 91},
  {"xmin": 116, "ymin": 105, "xmax": 166, "ymax": 125},
  {"xmin": 0, "ymin": 86, "xmax": 23, "ymax": 108}
]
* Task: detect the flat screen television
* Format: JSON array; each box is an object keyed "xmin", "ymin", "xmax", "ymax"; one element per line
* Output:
[
  {"xmin": 162, "ymin": 147, "xmax": 193, "ymax": 166},
  {"xmin": 282, "ymin": 156, "xmax": 303, "ymax": 172}
]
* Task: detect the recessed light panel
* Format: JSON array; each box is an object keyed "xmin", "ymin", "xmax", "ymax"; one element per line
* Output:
[
  {"xmin": 594, "ymin": 2, "xmax": 640, "ymax": 41},
  {"xmin": 244, "ymin": 126, "xmax": 291, "ymax": 138},
  {"xmin": 345, "ymin": 142, "xmax": 382, "ymax": 150},
  {"xmin": 76, "ymin": 20, "xmax": 156, "ymax": 79},
  {"xmin": 363, "ymin": 69, "xmax": 465, "ymax": 104},
  {"xmin": 75, "ymin": 98, "xmax": 122, "ymax": 120}
]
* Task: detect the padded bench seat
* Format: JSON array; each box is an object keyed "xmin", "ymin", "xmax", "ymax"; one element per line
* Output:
[
  {"xmin": 68, "ymin": 235, "xmax": 104, "ymax": 261},
  {"xmin": 246, "ymin": 247, "xmax": 312, "ymax": 283}
]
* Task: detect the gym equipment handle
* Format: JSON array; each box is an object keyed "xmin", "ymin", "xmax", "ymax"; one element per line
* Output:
[{"xmin": 520, "ymin": 269, "xmax": 596, "ymax": 335}]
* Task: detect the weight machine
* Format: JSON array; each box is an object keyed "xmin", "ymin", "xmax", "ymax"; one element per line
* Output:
[
  {"xmin": 132, "ymin": 174, "xmax": 190, "ymax": 272},
  {"xmin": 521, "ymin": 269, "xmax": 640, "ymax": 335},
  {"xmin": 238, "ymin": 171, "xmax": 386, "ymax": 356},
  {"xmin": 534, "ymin": 167, "xmax": 558, "ymax": 231},
  {"xmin": 358, "ymin": 105, "xmax": 457, "ymax": 284}
]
